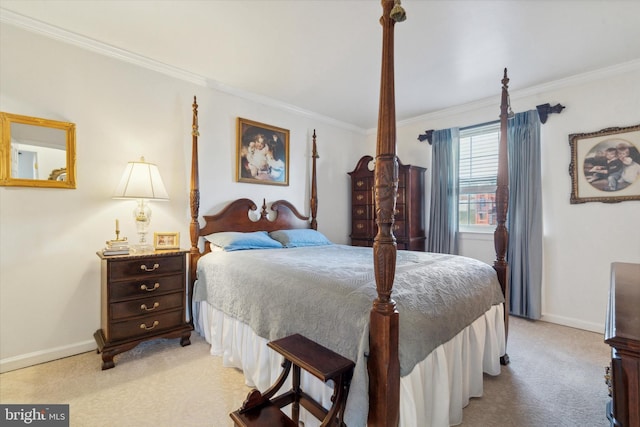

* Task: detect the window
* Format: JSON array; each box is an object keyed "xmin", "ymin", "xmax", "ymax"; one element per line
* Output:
[{"xmin": 458, "ymin": 121, "xmax": 500, "ymax": 230}]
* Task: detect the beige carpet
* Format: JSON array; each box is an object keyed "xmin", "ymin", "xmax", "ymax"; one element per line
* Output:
[
  {"xmin": 461, "ymin": 317, "xmax": 610, "ymax": 426},
  {"xmin": 0, "ymin": 317, "xmax": 611, "ymax": 427}
]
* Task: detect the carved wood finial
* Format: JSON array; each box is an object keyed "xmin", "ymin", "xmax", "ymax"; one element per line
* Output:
[
  {"xmin": 312, "ymin": 130, "xmax": 319, "ymax": 159},
  {"xmin": 192, "ymin": 96, "xmax": 199, "ymax": 137}
]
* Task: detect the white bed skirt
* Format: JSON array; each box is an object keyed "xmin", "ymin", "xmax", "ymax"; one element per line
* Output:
[{"xmin": 194, "ymin": 301, "xmax": 505, "ymax": 427}]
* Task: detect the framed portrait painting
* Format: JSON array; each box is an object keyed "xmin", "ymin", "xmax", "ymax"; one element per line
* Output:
[
  {"xmin": 236, "ymin": 118, "xmax": 289, "ymax": 185},
  {"xmin": 569, "ymin": 124, "xmax": 640, "ymax": 204}
]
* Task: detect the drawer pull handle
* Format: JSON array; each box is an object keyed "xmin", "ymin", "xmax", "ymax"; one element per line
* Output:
[
  {"xmin": 141, "ymin": 302, "xmax": 160, "ymax": 311},
  {"xmin": 356, "ymin": 208, "xmax": 364, "ymax": 215},
  {"xmin": 140, "ymin": 283, "xmax": 160, "ymax": 292},
  {"xmin": 140, "ymin": 263, "xmax": 160, "ymax": 272},
  {"xmin": 357, "ymin": 194, "xmax": 364, "ymax": 201},
  {"xmin": 140, "ymin": 320, "xmax": 159, "ymax": 331},
  {"xmin": 356, "ymin": 224, "xmax": 364, "ymax": 230}
]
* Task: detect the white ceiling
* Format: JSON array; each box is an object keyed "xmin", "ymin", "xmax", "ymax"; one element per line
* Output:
[{"xmin": 2, "ymin": 0, "xmax": 640, "ymax": 130}]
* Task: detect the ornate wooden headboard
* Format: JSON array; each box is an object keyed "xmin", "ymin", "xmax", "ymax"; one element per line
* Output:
[{"xmin": 197, "ymin": 198, "xmax": 313, "ymax": 254}]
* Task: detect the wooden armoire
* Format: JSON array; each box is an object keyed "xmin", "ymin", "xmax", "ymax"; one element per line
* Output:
[{"xmin": 348, "ymin": 155, "xmax": 426, "ymax": 251}]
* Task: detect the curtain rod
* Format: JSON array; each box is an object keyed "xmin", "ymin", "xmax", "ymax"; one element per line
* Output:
[{"xmin": 418, "ymin": 102, "xmax": 565, "ymax": 144}]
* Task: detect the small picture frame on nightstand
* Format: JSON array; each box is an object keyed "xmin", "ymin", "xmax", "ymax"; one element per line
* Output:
[{"xmin": 154, "ymin": 232, "xmax": 180, "ymax": 250}]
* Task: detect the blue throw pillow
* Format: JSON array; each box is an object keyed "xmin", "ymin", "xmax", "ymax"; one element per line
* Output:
[
  {"xmin": 269, "ymin": 229, "xmax": 332, "ymax": 248},
  {"xmin": 204, "ymin": 231, "xmax": 283, "ymax": 251}
]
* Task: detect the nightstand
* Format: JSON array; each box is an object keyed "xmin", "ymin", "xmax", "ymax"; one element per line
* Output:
[{"xmin": 94, "ymin": 249, "xmax": 193, "ymax": 369}]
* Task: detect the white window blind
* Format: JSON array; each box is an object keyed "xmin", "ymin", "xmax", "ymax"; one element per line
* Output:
[{"xmin": 459, "ymin": 121, "xmax": 500, "ymax": 229}]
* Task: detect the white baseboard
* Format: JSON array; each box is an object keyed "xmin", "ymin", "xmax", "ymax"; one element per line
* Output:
[
  {"xmin": 540, "ymin": 313, "xmax": 604, "ymax": 334},
  {"xmin": 0, "ymin": 340, "xmax": 96, "ymax": 373}
]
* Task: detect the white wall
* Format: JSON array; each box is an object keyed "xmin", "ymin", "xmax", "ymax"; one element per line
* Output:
[
  {"xmin": 378, "ymin": 65, "xmax": 640, "ymax": 333},
  {"xmin": 0, "ymin": 23, "xmax": 366, "ymax": 372}
]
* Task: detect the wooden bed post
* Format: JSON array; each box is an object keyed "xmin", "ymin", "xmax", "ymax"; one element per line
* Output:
[
  {"xmin": 189, "ymin": 96, "xmax": 200, "ymax": 324},
  {"xmin": 310, "ymin": 130, "xmax": 318, "ymax": 230},
  {"xmin": 494, "ymin": 69, "xmax": 510, "ymax": 365},
  {"xmin": 368, "ymin": 1, "xmax": 405, "ymax": 425}
]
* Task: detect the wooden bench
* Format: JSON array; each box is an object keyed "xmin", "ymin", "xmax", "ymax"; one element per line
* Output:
[{"xmin": 230, "ymin": 334, "xmax": 355, "ymax": 427}]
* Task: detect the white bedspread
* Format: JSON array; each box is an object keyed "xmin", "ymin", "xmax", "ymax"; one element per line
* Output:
[
  {"xmin": 193, "ymin": 245, "xmax": 505, "ymax": 426},
  {"xmin": 194, "ymin": 302, "xmax": 505, "ymax": 427}
]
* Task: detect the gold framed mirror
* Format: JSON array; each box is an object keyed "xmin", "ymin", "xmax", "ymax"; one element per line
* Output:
[{"xmin": 0, "ymin": 112, "xmax": 76, "ymax": 189}]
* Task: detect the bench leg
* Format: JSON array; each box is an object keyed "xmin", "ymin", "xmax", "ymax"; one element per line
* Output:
[
  {"xmin": 291, "ymin": 365, "xmax": 301, "ymax": 424},
  {"xmin": 323, "ymin": 373, "xmax": 352, "ymax": 427}
]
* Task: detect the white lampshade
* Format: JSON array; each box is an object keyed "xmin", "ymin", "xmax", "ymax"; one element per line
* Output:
[
  {"xmin": 113, "ymin": 157, "xmax": 169, "ymax": 253},
  {"xmin": 113, "ymin": 157, "xmax": 169, "ymax": 200}
]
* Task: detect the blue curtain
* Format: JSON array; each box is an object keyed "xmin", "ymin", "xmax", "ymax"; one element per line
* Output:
[
  {"xmin": 507, "ymin": 110, "xmax": 543, "ymax": 319},
  {"xmin": 427, "ymin": 128, "xmax": 460, "ymax": 254}
]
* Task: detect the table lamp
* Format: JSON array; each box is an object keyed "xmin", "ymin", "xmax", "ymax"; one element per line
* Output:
[{"xmin": 113, "ymin": 157, "xmax": 169, "ymax": 253}]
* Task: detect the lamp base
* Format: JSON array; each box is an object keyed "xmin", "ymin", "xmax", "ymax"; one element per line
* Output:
[
  {"xmin": 132, "ymin": 200, "xmax": 153, "ymax": 253},
  {"xmin": 131, "ymin": 243, "xmax": 154, "ymax": 254}
]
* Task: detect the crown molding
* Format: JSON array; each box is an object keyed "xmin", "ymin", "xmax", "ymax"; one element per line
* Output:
[
  {"xmin": 0, "ymin": 8, "xmax": 206, "ymax": 86},
  {"xmin": 397, "ymin": 59, "xmax": 640, "ymax": 129},
  {"xmin": 0, "ymin": 8, "xmax": 365, "ymax": 134}
]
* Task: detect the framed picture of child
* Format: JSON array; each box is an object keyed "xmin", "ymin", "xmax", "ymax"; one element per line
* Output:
[
  {"xmin": 154, "ymin": 232, "xmax": 180, "ymax": 250},
  {"xmin": 569, "ymin": 124, "xmax": 640, "ymax": 203},
  {"xmin": 236, "ymin": 118, "xmax": 289, "ymax": 186}
]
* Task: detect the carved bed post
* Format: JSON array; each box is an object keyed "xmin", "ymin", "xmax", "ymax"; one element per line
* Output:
[
  {"xmin": 310, "ymin": 130, "xmax": 318, "ymax": 230},
  {"xmin": 189, "ymin": 96, "xmax": 200, "ymax": 324},
  {"xmin": 494, "ymin": 69, "xmax": 510, "ymax": 365},
  {"xmin": 368, "ymin": 1, "xmax": 405, "ymax": 425}
]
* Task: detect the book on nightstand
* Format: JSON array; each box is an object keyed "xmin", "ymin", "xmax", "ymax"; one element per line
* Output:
[
  {"xmin": 102, "ymin": 238, "xmax": 130, "ymax": 256},
  {"xmin": 101, "ymin": 248, "xmax": 130, "ymax": 256}
]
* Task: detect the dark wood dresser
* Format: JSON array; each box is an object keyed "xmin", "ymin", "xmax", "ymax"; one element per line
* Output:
[
  {"xmin": 605, "ymin": 262, "xmax": 640, "ymax": 427},
  {"xmin": 348, "ymin": 155, "xmax": 426, "ymax": 251},
  {"xmin": 94, "ymin": 250, "xmax": 193, "ymax": 369}
]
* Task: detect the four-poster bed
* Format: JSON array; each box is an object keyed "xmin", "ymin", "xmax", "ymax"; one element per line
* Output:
[{"xmin": 187, "ymin": 2, "xmax": 511, "ymax": 426}]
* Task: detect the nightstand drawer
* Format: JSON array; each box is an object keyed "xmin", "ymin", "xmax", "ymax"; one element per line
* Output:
[
  {"xmin": 110, "ymin": 292, "xmax": 184, "ymax": 320},
  {"xmin": 109, "ymin": 274, "xmax": 184, "ymax": 301},
  {"xmin": 109, "ymin": 255, "xmax": 184, "ymax": 280},
  {"xmin": 109, "ymin": 310, "xmax": 184, "ymax": 341}
]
